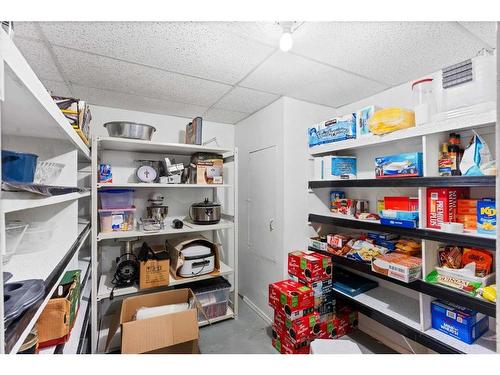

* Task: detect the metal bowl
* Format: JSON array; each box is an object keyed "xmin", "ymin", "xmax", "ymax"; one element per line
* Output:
[{"xmin": 103, "ymin": 121, "xmax": 156, "ymax": 141}]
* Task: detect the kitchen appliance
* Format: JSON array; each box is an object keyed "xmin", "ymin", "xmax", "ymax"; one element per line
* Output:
[
  {"xmin": 103, "ymin": 121, "xmax": 156, "ymax": 141},
  {"xmin": 110, "ymin": 238, "xmax": 140, "ymax": 299},
  {"xmin": 178, "ymin": 244, "xmax": 215, "ymax": 277},
  {"xmin": 189, "ymin": 198, "xmax": 221, "ymax": 225},
  {"xmin": 135, "ymin": 160, "xmax": 160, "ymax": 183},
  {"xmin": 146, "ymin": 194, "xmax": 168, "ymax": 222}
]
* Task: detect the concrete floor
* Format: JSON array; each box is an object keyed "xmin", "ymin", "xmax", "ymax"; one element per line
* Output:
[{"xmin": 199, "ymin": 297, "xmax": 397, "ymax": 354}]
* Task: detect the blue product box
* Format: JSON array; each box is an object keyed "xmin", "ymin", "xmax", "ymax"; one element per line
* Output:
[
  {"xmin": 356, "ymin": 105, "xmax": 378, "ymax": 137},
  {"xmin": 367, "ymin": 232, "xmax": 399, "ymax": 241},
  {"xmin": 380, "ymin": 209, "xmax": 419, "ymax": 221},
  {"xmin": 330, "ymin": 156, "xmax": 357, "ymax": 180},
  {"xmin": 380, "ymin": 218, "xmax": 418, "ymax": 229},
  {"xmin": 333, "ymin": 269, "xmax": 378, "ymax": 297},
  {"xmin": 431, "ymin": 300, "xmax": 489, "ymax": 344},
  {"xmin": 308, "ymin": 114, "xmax": 357, "ymax": 147},
  {"xmin": 375, "ymin": 152, "xmax": 423, "ymax": 178},
  {"xmin": 477, "ymin": 198, "xmax": 496, "ymax": 235},
  {"xmin": 374, "ymin": 238, "xmax": 398, "ymax": 251}
]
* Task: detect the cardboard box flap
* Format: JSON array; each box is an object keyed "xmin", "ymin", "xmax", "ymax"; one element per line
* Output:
[
  {"xmin": 121, "ymin": 309, "xmax": 199, "ymax": 354},
  {"xmin": 121, "ymin": 289, "xmax": 190, "ymax": 322},
  {"xmin": 105, "ymin": 310, "xmax": 122, "ymax": 352}
]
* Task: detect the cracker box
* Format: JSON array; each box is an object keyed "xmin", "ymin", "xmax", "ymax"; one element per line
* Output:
[
  {"xmin": 274, "ymin": 309, "xmax": 321, "ymax": 343},
  {"xmin": 431, "ymin": 300, "xmax": 489, "ymax": 344},
  {"xmin": 271, "ymin": 329, "xmax": 310, "ymax": 354},
  {"xmin": 268, "ymin": 280, "xmax": 314, "ymax": 318},
  {"xmin": 477, "ymin": 198, "xmax": 496, "ymax": 235},
  {"xmin": 288, "ymin": 250, "xmax": 333, "ymax": 282},
  {"xmin": 371, "ymin": 253, "xmax": 422, "ymax": 283},
  {"xmin": 427, "ymin": 188, "xmax": 469, "ymax": 229}
]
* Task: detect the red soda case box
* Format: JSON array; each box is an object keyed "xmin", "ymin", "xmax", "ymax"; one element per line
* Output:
[
  {"xmin": 268, "ymin": 279, "xmax": 314, "ymax": 318},
  {"xmin": 319, "ymin": 309, "xmax": 358, "ymax": 339},
  {"xmin": 289, "ymin": 274, "xmax": 335, "ymax": 314},
  {"xmin": 288, "ymin": 250, "xmax": 333, "ymax": 282},
  {"xmin": 274, "ymin": 309, "xmax": 321, "ymax": 343},
  {"xmin": 272, "ymin": 328, "xmax": 310, "ymax": 354},
  {"xmin": 427, "ymin": 188, "xmax": 469, "ymax": 229}
]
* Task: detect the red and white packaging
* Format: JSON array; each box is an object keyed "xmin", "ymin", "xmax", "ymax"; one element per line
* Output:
[
  {"xmin": 274, "ymin": 309, "xmax": 321, "ymax": 343},
  {"xmin": 272, "ymin": 328, "xmax": 310, "ymax": 354},
  {"xmin": 427, "ymin": 188, "xmax": 469, "ymax": 229},
  {"xmin": 269, "ymin": 279, "xmax": 314, "ymax": 318},
  {"xmin": 288, "ymin": 250, "xmax": 333, "ymax": 282},
  {"xmin": 319, "ymin": 307, "xmax": 358, "ymax": 339}
]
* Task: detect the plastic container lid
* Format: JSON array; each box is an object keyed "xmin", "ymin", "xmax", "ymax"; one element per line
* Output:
[
  {"xmin": 192, "ymin": 198, "xmax": 221, "ymax": 208},
  {"xmin": 181, "ymin": 244, "xmax": 213, "ymax": 257},
  {"xmin": 99, "ymin": 189, "xmax": 135, "ymax": 194},
  {"xmin": 98, "ymin": 207, "xmax": 136, "ymax": 213}
]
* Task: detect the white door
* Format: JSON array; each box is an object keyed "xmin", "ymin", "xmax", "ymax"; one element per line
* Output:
[{"xmin": 248, "ymin": 145, "xmax": 279, "ymax": 262}]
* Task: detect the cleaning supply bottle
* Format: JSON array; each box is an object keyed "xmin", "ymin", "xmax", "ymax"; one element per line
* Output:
[
  {"xmin": 438, "ymin": 143, "xmax": 452, "ymax": 176},
  {"xmin": 448, "ymin": 133, "xmax": 461, "ymax": 176}
]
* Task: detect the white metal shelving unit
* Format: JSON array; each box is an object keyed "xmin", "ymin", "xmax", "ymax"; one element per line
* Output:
[
  {"xmin": 91, "ymin": 136, "xmax": 238, "ymax": 353},
  {"xmin": 308, "ymin": 108, "xmax": 498, "ymax": 354},
  {"xmin": 0, "ymin": 29, "xmax": 92, "ymax": 354}
]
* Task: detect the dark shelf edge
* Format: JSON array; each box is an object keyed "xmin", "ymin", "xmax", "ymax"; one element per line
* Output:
[
  {"xmin": 310, "ymin": 247, "xmax": 496, "ymax": 317},
  {"xmin": 308, "ymin": 214, "xmax": 496, "ymax": 250},
  {"xmin": 4, "ymin": 224, "xmax": 91, "ymax": 354},
  {"xmin": 333, "ymin": 290, "xmax": 462, "ymax": 354},
  {"xmin": 308, "ymin": 176, "xmax": 496, "ymax": 189}
]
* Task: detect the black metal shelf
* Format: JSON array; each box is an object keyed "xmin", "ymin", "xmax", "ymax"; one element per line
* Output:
[
  {"xmin": 308, "ymin": 214, "xmax": 496, "ymax": 250},
  {"xmin": 310, "ymin": 247, "xmax": 496, "ymax": 317},
  {"xmin": 4, "ymin": 224, "xmax": 91, "ymax": 354},
  {"xmin": 308, "ymin": 176, "xmax": 496, "ymax": 189},
  {"xmin": 332, "ymin": 289, "xmax": 462, "ymax": 354}
]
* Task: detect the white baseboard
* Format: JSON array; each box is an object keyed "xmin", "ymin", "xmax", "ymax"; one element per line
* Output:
[{"xmin": 240, "ymin": 294, "xmax": 273, "ymax": 325}]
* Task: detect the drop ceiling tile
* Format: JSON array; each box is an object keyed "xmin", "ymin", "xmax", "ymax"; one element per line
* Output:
[
  {"xmin": 12, "ymin": 22, "xmax": 41, "ymax": 40},
  {"xmin": 240, "ymin": 51, "xmax": 387, "ymax": 107},
  {"xmin": 52, "ymin": 46, "xmax": 232, "ymax": 107},
  {"xmin": 42, "ymin": 79, "xmax": 73, "ymax": 97},
  {"xmin": 72, "ymin": 84, "xmax": 208, "ymax": 119},
  {"xmin": 39, "ymin": 22, "xmax": 275, "ymax": 84},
  {"xmin": 458, "ymin": 22, "xmax": 496, "ymax": 49},
  {"xmin": 203, "ymin": 108, "xmax": 248, "ymax": 124},
  {"xmin": 212, "ymin": 22, "xmax": 282, "ymax": 47},
  {"xmin": 292, "ymin": 22, "xmax": 487, "ymax": 86},
  {"xmin": 214, "ymin": 87, "xmax": 279, "ymax": 113},
  {"xmin": 13, "ymin": 38, "xmax": 64, "ymax": 82}
]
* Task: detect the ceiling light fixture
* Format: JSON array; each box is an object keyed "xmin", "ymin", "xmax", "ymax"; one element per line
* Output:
[{"xmin": 278, "ymin": 22, "xmax": 296, "ymax": 52}]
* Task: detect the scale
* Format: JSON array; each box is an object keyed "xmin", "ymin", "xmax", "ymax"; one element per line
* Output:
[{"xmin": 135, "ymin": 160, "xmax": 161, "ymax": 183}]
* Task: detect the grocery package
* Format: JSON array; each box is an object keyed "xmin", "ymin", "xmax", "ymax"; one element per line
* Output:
[
  {"xmin": 356, "ymin": 105, "xmax": 379, "ymax": 136},
  {"xmin": 477, "ymin": 284, "xmax": 496, "ymax": 302},
  {"xmin": 309, "ymin": 236, "xmax": 327, "ymax": 251},
  {"xmin": 426, "ymin": 188, "xmax": 469, "ymax": 229},
  {"xmin": 375, "ymin": 152, "xmax": 423, "ymax": 178},
  {"xmin": 380, "ymin": 209, "xmax": 419, "ymax": 221},
  {"xmin": 289, "ymin": 275, "xmax": 335, "ymax": 315},
  {"xmin": 367, "ymin": 232, "xmax": 399, "ymax": 241},
  {"xmin": 457, "ymin": 199, "xmax": 478, "ymax": 230},
  {"xmin": 308, "ymin": 114, "xmax": 356, "ymax": 147},
  {"xmin": 460, "ymin": 131, "xmax": 495, "ymax": 176},
  {"xmin": 431, "ymin": 300, "xmax": 489, "ymax": 344},
  {"xmin": 274, "ymin": 309, "xmax": 321, "ymax": 344},
  {"xmin": 346, "ymin": 240, "xmax": 390, "ymax": 263},
  {"xmin": 327, "ymin": 233, "xmax": 352, "ymax": 252},
  {"xmin": 477, "ymin": 198, "xmax": 496, "ymax": 235},
  {"xmin": 394, "ymin": 239, "xmax": 421, "ymax": 256},
  {"xmin": 368, "ymin": 107, "xmax": 415, "ymax": 135},
  {"xmin": 333, "ymin": 269, "xmax": 378, "ymax": 296},
  {"xmin": 329, "ymin": 191, "xmax": 345, "ymax": 210},
  {"xmin": 99, "ymin": 164, "xmax": 113, "ymax": 183},
  {"xmin": 371, "ymin": 253, "xmax": 422, "ymax": 283},
  {"xmin": 438, "ymin": 143, "xmax": 453, "ymax": 176},
  {"xmin": 324, "ymin": 156, "xmax": 357, "ymax": 180},
  {"xmin": 461, "ymin": 248, "xmax": 493, "ymax": 277},
  {"xmin": 268, "ymin": 280, "xmax": 314, "ymax": 319},
  {"xmin": 189, "ymin": 153, "xmax": 223, "ymax": 184},
  {"xmin": 384, "ymin": 196, "xmax": 419, "ymax": 211},
  {"xmin": 438, "ymin": 246, "xmax": 463, "ymax": 269},
  {"xmin": 380, "ymin": 218, "xmax": 418, "ymax": 229},
  {"xmin": 287, "ymin": 250, "xmax": 333, "ymax": 283}
]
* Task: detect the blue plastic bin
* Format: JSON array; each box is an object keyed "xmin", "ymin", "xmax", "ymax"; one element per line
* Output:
[
  {"xmin": 1, "ymin": 150, "xmax": 38, "ymax": 183},
  {"xmin": 99, "ymin": 189, "xmax": 135, "ymax": 209}
]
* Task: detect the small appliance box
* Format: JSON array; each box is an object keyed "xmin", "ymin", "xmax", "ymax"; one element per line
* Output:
[
  {"xmin": 324, "ymin": 156, "xmax": 357, "ymax": 180},
  {"xmin": 371, "ymin": 253, "xmax": 422, "ymax": 283},
  {"xmin": 375, "ymin": 152, "xmax": 423, "ymax": 178},
  {"xmin": 274, "ymin": 309, "xmax": 321, "ymax": 344},
  {"xmin": 271, "ymin": 328, "xmax": 310, "ymax": 354},
  {"xmin": 477, "ymin": 198, "xmax": 496, "ymax": 235},
  {"xmin": 268, "ymin": 280, "xmax": 314, "ymax": 319},
  {"xmin": 356, "ymin": 105, "xmax": 379, "ymax": 137},
  {"xmin": 431, "ymin": 300, "xmax": 489, "ymax": 344},
  {"xmin": 189, "ymin": 153, "xmax": 223, "ymax": 184},
  {"xmin": 427, "ymin": 188, "xmax": 470, "ymax": 229},
  {"xmin": 166, "ymin": 236, "xmax": 220, "ymax": 280},
  {"xmin": 106, "ymin": 289, "xmax": 201, "ymax": 354},
  {"xmin": 287, "ymin": 250, "xmax": 333, "ymax": 282},
  {"xmin": 139, "ymin": 246, "xmax": 170, "ymax": 290},
  {"xmin": 308, "ymin": 114, "xmax": 356, "ymax": 148}
]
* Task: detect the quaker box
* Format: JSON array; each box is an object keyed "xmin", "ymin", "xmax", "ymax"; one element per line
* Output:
[
  {"xmin": 288, "ymin": 250, "xmax": 333, "ymax": 283},
  {"xmin": 105, "ymin": 288, "xmax": 201, "ymax": 354}
]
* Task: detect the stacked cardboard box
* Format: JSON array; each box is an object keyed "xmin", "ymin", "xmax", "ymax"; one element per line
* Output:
[{"xmin": 268, "ymin": 250, "xmax": 358, "ymax": 354}]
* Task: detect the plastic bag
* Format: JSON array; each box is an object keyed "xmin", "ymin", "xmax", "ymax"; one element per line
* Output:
[{"xmin": 459, "ymin": 131, "xmax": 495, "ymax": 176}]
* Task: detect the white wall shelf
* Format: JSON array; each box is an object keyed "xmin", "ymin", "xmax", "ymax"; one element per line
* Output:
[
  {"xmin": 2, "ymin": 191, "xmax": 90, "ymax": 213},
  {"xmin": 98, "ymin": 183, "xmax": 232, "ymax": 189}
]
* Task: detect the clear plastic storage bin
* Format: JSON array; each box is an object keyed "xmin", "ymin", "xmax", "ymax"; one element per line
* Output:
[
  {"xmin": 17, "ymin": 221, "xmax": 54, "ymax": 254},
  {"xmin": 3, "ymin": 221, "xmax": 28, "ymax": 263},
  {"xmin": 99, "ymin": 207, "xmax": 136, "ymax": 232},
  {"xmin": 99, "ymin": 189, "xmax": 134, "ymax": 209},
  {"xmin": 187, "ymin": 277, "xmax": 231, "ymax": 321}
]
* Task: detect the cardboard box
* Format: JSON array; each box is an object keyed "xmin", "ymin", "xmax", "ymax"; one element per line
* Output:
[
  {"xmin": 106, "ymin": 288, "xmax": 200, "ymax": 354},
  {"xmin": 456, "ymin": 214, "xmax": 477, "ymax": 230},
  {"xmin": 189, "ymin": 153, "xmax": 223, "ymax": 184},
  {"xmin": 477, "ymin": 198, "xmax": 496, "ymax": 235},
  {"xmin": 324, "ymin": 156, "xmax": 357, "ymax": 180},
  {"xmin": 384, "ymin": 196, "xmax": 419, "ymax": 211},
  {"xmin": 371, "ymin": 253, "xmax": 422, "ymax": 283},
  {"xmin": 309, "ymin": 237, "xmax": 327, "ymax": 251},
  {"xmin": 274, "ymin": 309, "xmax": 321, "ymax": 343},
  {"xmin": 166, "ymin": 236, "xmax": 220, "ymax": 280},
  {"xmin": 288, "ymin": 275, "xmax": 335, "ymax": 314},
  {"xmin": 356, "ymin": 105, "xmax": 379, "ymax": 137},
  {"xmin": 139, "ymin": 246, "xmax": 170, "ymax": 290},
  {"xmin": 375, "ymin": 152, "xmax": 423, "ymax": 178},
  {"xmin": 427, "ymin": 188, "xmax": 469, "ymax": 229},
  {"xmin": 271, "ymin": 328, "xmax": 310, "ymax": 354},
  {"xmin": 268, "ymin": 279, "xmax": 314, "ymax": 318},
  {"xmin": 288, "ymin": 250, "xmax": 333, "ymax": 282},
  {"xmin": 431, "ymin": 300, "xmax": 489, "ymax": 344},
  {"xmin": 308, "ymin": 114, "xmax": 356, "ymax": 148},
  {"xmin": 319, "ymin": 308, "xmax": 358, "ymax": 339}
]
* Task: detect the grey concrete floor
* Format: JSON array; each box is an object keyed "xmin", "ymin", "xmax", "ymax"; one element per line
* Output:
[{"xmin": 199, "ymin": 297, "xmax": 397, "ymax": 354}]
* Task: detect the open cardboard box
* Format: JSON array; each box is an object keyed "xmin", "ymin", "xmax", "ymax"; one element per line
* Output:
[
  {"xmin": 105, "ymin": 288, "xmax": 202, "ymax": 354},
  {"xmin": 167, "ymin": 235, "xmax": 221, "ymax": 280}
]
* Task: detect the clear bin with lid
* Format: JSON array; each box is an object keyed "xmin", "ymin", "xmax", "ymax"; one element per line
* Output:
[
  {"xmin": 3, "ymin": 221, "xmax": 28, "ymax": 264},
  {"xmin": 17, "ymin": 221, "xmax": 55, "ymax": 254},
  {"xmin": 99, "ymin": 189, "xmax": 134, "ymax": 209},
  {"xmin": 99, "ymin": 207, "xmax": 136, "ymax": 232},
  {"xmin": 412, "ymin": 78, "xmax": 436, "ymax": 125}
]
